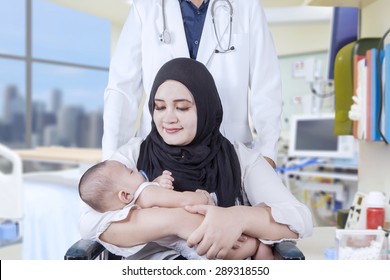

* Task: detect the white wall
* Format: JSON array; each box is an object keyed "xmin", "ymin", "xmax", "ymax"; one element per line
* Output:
[
  {"xmin": 361, "ymin": 0, "xmax": 390, "ymax": 38},
  {"xmin": 111, "ymin": 22, "xmax": 124, "ymax": 54},
  {"xmin": 270, "ymin": 22, "xmax": 330, "ymax": 56},
  {"xmin": 277, "ymin": 52, "xmax": 331, "ymax": 140},
  {"xmin": 268, "ymin": 10, "xmax": 332, "ymax": 143}
]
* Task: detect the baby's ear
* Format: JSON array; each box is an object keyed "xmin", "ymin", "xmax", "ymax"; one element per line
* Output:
[{"xmin": 118, "ymin": 190, "xmax": 133, "ymax": 203}]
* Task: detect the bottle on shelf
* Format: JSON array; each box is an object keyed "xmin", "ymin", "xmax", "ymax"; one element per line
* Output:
[
  {"xmin": 366, "ymin": 191, "xmax": 386, "ymax": 230},
  {"xmin": 385, "ymin": 195, "xmax": 390, "ymax": 260},
  {"xmin": 385, "ymin": 196, "xmax": 390, "ymax": 232}
]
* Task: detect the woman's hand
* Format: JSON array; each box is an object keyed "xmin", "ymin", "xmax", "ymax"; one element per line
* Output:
[
  {"xmin": 195, "ymin": 189, "xmax": 215, "ymax": 206},
  {"xmin": 184, "ymin": 205, "xmax": 245, "ymax": 259}
]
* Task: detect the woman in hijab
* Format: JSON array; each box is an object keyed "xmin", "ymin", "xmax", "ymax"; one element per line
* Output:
[{"xmin": 80, "ymin": 58, "xmax": 312, "ymax": 260}]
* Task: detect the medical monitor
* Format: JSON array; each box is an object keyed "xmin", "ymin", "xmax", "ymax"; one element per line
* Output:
[{"xmin": 288, "ymin": 114, "xmax": 355, "ymax": 159}]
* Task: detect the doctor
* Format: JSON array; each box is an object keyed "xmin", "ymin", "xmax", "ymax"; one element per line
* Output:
[{"xmin": 103, "ymin": 0, "xmax": 282, "ymax": 167}]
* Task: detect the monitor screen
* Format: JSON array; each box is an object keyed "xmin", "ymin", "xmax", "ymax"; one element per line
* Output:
[
  {"xmin": 295, "ymin": 118, "xmax": 337, "ymax": 151},
  {"xmin": 289, "ymin": 114, "xmax": 355, "ymax": 159}
]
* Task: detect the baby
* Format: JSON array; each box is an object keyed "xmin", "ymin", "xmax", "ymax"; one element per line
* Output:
[
  {"xmin": 78, "ymin": 160, "xmax": 215, "ymax": 213},
  {"xmin": 79, "ymin": 160, "xmax": 273, "ymax": 260}
]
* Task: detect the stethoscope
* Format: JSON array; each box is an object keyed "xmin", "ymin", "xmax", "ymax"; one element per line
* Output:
[{"xmin": 159, "ymin": 0, "xmax": 235, "ymax": 53}]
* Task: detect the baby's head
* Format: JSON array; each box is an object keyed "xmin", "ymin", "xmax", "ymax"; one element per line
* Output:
[{"xmin": 78, "ymin": 160, "xmax": 146, "ymax": 212}]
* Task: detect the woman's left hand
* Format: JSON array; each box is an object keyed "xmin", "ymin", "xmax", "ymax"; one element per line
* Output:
[{"xmin": 184, "ymin": 205, "xmax": 245, "ymax": 259}]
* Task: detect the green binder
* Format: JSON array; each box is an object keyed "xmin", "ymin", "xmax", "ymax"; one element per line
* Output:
[{"xmin": 334, "ymin": 38, "xmax": 380, "ymax": 135}]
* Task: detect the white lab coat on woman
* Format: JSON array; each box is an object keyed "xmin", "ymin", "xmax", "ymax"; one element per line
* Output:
[{"xmin": 103, "ymin": 0, "xmax": 282, "ymax": 161}]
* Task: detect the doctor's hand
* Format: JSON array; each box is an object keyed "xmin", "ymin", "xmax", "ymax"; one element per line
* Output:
[
  {"xmin": 184, "ymin": 205, "xmax": 245, "ymax": 259},
  {"xmin": 264, "ymin": 156, "xmax": 276, "ymax": 168}
]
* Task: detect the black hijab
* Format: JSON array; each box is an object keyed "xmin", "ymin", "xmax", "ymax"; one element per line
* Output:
[{"xmin": 137, "ymin": 58, "xmax": 242, "ymax": 207}]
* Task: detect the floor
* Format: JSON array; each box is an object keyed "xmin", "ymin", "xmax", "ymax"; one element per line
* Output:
[{"xmin": 296, "ymin": 226, "xmax": 336, "ymax": 260}]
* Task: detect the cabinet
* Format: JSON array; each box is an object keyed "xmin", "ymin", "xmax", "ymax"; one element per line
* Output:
[{"xmin": 306, "ymin": 0, "xmax": 390, "ymax": 196}]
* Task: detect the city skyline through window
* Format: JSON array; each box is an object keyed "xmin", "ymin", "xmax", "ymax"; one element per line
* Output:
[{"xmin": 0, "ymin": 0, "xmax": 110, "ymax": 149}]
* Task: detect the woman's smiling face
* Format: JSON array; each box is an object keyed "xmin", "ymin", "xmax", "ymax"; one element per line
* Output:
[{"xmin": 153, "ymin": 80, "xmax": 197, "ymax": 146}]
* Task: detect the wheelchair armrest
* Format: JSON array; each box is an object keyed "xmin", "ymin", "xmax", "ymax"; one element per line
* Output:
[
  {"xmin": 64, "ymin": 239, "xmax": 106, "ymax": 260},
  {"xmin": 273, "ymin": 241, "xmax": 305, "ymax": 260}
]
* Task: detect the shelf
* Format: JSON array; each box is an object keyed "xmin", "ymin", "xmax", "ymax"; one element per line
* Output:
[
  {"xmin": 286, "ymin": 170, "xmax": 358, "ymax": 181},
  {"xmin": 15, "ymin": 146, "xmax": 101, "ymax": 165},
  {"xmin": 304, "ymin": 0, "xmax": 377, "ymax": 8}
]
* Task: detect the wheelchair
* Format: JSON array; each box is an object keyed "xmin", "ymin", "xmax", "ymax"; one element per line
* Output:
[{"xmin": 64, "ymin": 239, "xmax": 305, "ymax": 260}]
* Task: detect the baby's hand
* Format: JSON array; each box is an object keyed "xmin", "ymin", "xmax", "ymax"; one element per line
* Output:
[
  {"xmin": 195, "ymin": 189, "xmax": 215, "ymax": 206},
  {"xmin": 153, "ymin": 170, "xmax": 174, "ymax": 189}
]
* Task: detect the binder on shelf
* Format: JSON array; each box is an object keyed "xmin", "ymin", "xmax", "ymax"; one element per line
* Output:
[
  {"xmin": 356, "ymin": 58, "xmax": 367, "ymax": 140},
  {"xmin": 366, "ymin": 49, "xmax": 373, "ymax": 141},
  {"xmin": 382, "ymin": 56, "xmax": 387, "ymax": 140},
  {"xmin": 366, "ymin": 48, "xmax": 384, "ymax": 141},
  {"xmin": 334, "ymin": 42, "xmax": 355, "ymax": 136},
  {"xmin": 353, "ymin": 54, "xmax": 366, "ymax": 138},
  {"xmin": 352, "ymin": 38, "xmax": 381, "ymax": 139},
  {"xmin": 385, "ymin": 43, "xmax": 390, "ymax": 139}
]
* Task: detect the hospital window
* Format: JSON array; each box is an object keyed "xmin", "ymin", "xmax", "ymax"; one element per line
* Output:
[{"xmin": 0, "ymin": 0, "xmax": 110, "ymax": 149}]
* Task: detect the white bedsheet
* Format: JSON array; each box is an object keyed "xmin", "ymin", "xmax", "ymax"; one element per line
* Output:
[{"xmin": 22, "ymin": 169, "xmax": 82, "ymax": 260}]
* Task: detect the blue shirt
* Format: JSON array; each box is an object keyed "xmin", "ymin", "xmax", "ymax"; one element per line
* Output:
[{"xmin": 179, "ymin": 0, "xmax": 210, "ymax": 59}]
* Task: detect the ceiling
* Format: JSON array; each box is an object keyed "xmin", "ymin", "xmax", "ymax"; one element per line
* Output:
[
  {"xmin": 48, "ymin": 0, "xmax": 333, "ymax": 26},
  {"xmin": 261, "ymin": 0, "xmax": 307, "ymax": 7}
]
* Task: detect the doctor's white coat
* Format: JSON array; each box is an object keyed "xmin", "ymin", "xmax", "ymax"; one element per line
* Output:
[{"xmin": 102, "ymin": 0, "xmax": 282, "ymax": 161}]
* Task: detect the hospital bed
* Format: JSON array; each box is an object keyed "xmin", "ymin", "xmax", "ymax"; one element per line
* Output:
[
  {"xmin": 0, "ymin": 144, "xmax": 23, "ymax": 251},
  {"xmin": 1, "ymin": 145, "xmax": 100, "ymax": 259},
  {"xmin": 22, "ymin": 168, "xmax": 82, "ymax": 259},
  {"xmin": 16, "ymin": 147, "xmax": 101, "ymax": 259}
]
